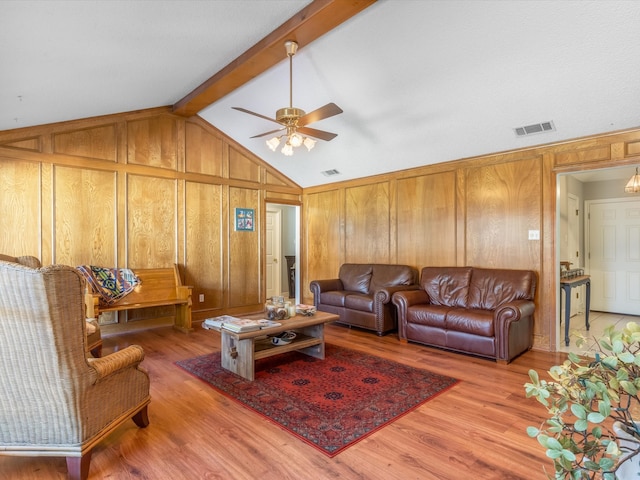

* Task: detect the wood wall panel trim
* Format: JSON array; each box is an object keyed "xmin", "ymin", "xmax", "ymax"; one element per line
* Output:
[
  {"xmin": 53, "ymin": 124, "xmax": 118, "ymax": 162},
  {"xmin": 227, "ymin": 186, "xmax": 260, "ymax": 307},
  {"xmin": 264, "ymin": 192, "xmax": 301, "ymax": 204},
  {"xmin": 302, "ymin": 189, "xmax": 342, "ymax": 300},
  {"xmin": 52, "ymin": 166, "xmax": 117, "ymax": 266},
  {"xmin": 455, "ymin": 168, "xmax": 466, "ymax": 266},
  {"xmin": 344, "ymin": 182, "xmax": 390, "ymax": 264},
  {"xmin": 126, "ymin": 174, "xmax": 177, "ymax": 269},
  {"xmin": 185, "ymin": 181, "xmax": 224, "ymax": 310},
  {"xmin": 626, "ymin": 140, "xmax": 640, "ymax": 158},
  {"xmin": 0, "ymin": 136, "xmax": 42, "ymax": 152},
  {"xmin": 539, "ymin": 152, "xmax": 557, "ymax": 351},
  {"xmin": 185, "ymin": 121, "xmax": 224, "ymax": 176},
  {"xmin": 126, "ymin": 115, "xmax": 178, "ymax": 170},
  {"xmin": 41, "ymin": 163, "xmax": 52, "ymax": 264},
  {"xmin": 228, "ymin": 147, "xmax": 260, "ymax": 182},
  {"xmin": 396, "ymin": 172, "xmax": 457, "ymax": 268},
  {"xmin": 465, "ymin": 157, "xmax": 542, "ymax": 269},
  {"xmin": 0, "ymin": 158, "xmax": 43, "ymax": 260},
  {"xmin": 554, "ymin": 145, "xmax": 611, "ymax": 167}
]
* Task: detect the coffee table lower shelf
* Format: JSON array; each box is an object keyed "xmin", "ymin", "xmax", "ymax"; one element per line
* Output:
[{"xmin": 254, "ymin": 334, "xmax": 322, "ymax": 360}]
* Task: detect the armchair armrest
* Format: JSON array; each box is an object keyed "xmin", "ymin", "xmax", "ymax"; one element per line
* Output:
[{"xmin": 87, "ymin": 345, "xmax": 145, "ymax": 383}]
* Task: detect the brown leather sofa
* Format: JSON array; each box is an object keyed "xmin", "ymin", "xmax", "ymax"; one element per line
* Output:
[
  {"xmin": 392, "ymin": 267, "xmax": 536, "ymax": 363},
  {"xmin": 310, "ymin": 264, "xmax": 419, "ymax": 335}
]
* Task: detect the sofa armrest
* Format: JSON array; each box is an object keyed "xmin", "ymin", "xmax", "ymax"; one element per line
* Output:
[
  {"xmin": 87, "ymin": 345, "xmax": 145, "ymax": 383},
  {"xmin": 392, "ymin": 290, "xmax": 431, "ymax": 341},
  {"xmin": 310, "ymin": 279, "xmax": 344, "ymax": 306},
  {"xmin": 374, "ymin": 284, "xmax": 421, "ymax": 304},
  {"xmin": 392, "ymin": 289, "xmax": 430, "ymax": 310},
  {"xmin": 494, "ymin": 300, "xmax": 535, "ymax": 362}
]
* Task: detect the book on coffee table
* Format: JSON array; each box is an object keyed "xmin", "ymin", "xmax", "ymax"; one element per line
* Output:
[{"xmin": 203, "ymin": 316, "xmax": 280, "ymax": 333}]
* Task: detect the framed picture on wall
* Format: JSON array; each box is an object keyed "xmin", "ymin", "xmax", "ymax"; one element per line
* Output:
[{"xmin": 235, "ymin": 208, "xmax": 254, "ymax": 231}]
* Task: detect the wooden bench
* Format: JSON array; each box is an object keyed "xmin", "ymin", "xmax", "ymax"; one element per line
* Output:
[{"xmin": 85, "ymin": 264, "xmax": 193, "ymax": 333}]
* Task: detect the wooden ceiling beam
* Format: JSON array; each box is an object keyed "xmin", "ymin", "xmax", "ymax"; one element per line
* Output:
[{"xmin": 172, "ymin": 0, "xmax": 376, "ymax": 117}]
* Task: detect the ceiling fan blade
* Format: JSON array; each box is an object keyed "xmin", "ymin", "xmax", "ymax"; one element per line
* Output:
[
  {"xmin": 250, "ymin": 128, "xmax": 285, "ymax": 139},
  {"xmin": 298, "ymin": 103, "xmax": 343, "ymax": 127},
  {"xmin": 297, "ymin": 126, "xmax": 338, "ymax": 141},
  {"xmin": 232, "ymin": 107, "xmax": 283, "ymax": 125}
]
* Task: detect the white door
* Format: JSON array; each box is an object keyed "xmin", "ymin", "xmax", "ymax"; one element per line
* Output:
[
  {"xmin": 266, "ymin": 209, "xmax": 282, "ymax": 299},
  {"xmin": 587, "ymin": 199, "xmax": 640, "ymax": 315}
]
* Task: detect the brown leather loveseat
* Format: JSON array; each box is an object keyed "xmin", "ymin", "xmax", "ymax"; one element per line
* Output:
[
  {"xmin": 392, "ymin": 267, "xmax": 536, "ymax": 363},
  {"xmin": 310, "ymin": 264, "xmax": 419, "ymax": 335}
]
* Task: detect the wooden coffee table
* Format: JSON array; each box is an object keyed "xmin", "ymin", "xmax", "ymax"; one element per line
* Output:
[{"xmin": 213, "ymin": 311, "xmax": 338, "ymax": 381}]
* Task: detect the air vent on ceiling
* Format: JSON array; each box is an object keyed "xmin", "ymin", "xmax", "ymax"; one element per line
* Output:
[
  {"xmin": 321, "ymin": 169, "xmax": 341, "ymax": 177},
  {"xmin": 514, "ymin": 120, "xmax": 556, "ymax": 137}
]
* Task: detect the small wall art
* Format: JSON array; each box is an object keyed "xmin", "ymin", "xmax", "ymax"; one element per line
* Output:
[{"xmin": 235, "ymin": 208, "xmax": 254, "ymax": 231}]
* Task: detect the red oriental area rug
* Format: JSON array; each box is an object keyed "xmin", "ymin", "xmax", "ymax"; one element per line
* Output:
[{"xmin": 176, "ymin": 344, "xmax": 459, "ymax": 457}]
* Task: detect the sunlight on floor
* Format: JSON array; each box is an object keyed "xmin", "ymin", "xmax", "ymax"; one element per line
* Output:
[{"xmin": 559, "ymin": 310, "xmax": 640, "ymax": 357}]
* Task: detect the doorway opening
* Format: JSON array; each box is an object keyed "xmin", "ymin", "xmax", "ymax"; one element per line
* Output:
[
  {"xmin": 266, "ymin": 203, "xmax": 300, "ymax": 304},
  {"xmin": 556, "ymin": 165, "xmax": 640, "ymax": 353}
]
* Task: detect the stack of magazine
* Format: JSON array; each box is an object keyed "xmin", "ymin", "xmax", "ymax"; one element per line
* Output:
[{"xmin": 203, "ymin": 315, "xmax": 280, "ymax": 333}]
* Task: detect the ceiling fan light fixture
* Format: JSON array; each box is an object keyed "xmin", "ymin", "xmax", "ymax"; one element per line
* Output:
[
  {"xmin": 289, "ymin": 132, "xmax": 303, "ymax": 148},
  {"xmin": 233, "ymin": 40, "xmax": 342, "ymax": 157},
  {"xmin": 625, "ymin": 167, "xmax": 640, "ymax": 193},
  {"xmin": 281, "ymin": 142, "xmax": 294, "ymax": 156},
  {"xmin": 266, "ymin": 136, "xmax": 281, "ymax": 151},
  {"xmin": 303, "ymin": 137, "xmax": 316, "ymax": 151}
]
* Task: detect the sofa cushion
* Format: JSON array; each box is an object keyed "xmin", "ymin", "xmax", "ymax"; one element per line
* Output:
[
  {"xmin": 406, "ymin": 305, "xmax": 450, "ymax": 328},
  {"xmin": 467, "ymin": 268, "xmax": 535, "ymax": 310},
  {"xmin": 446, "ymin": 309, "xmax": 494, "ymax": 337},
  {"xmin": 369, "ymin": 264, "xmax": 415, "ymax": 291},
  {"xmin": 320, "ymin": 291, "xmax": 348, "ymax": 307},
  {"xmin": 339, "ymin": 264, "xmax": 373, "ymax": 294},
  {"xmin": 420, "ymin": 267, "xmax": 472, "ymax": 307},
  {"xmin": 344, "ymin": 293, "xmax": 374, "ymax": 312}
]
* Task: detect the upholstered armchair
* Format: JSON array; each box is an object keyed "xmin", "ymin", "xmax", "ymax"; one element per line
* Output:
[
  {"xmin": 0, "ymin": 260, "xmax": 151, "ymax": 480},
  {"xmin": 0, "ymin": 254, "xmax": 102, "ymax": 356}
]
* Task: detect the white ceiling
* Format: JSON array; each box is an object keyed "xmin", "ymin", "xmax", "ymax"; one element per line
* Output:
[{"xmin": 2, "ymin": 1, "xmax": 640, "ymax": 187}]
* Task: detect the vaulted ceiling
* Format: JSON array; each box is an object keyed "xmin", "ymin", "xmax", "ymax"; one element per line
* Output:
[{"xmin": 2, "ymin": 0, "xmax": 640, "ymax": 187}]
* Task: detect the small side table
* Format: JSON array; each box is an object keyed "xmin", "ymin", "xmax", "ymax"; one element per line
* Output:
[
  {"xmin": 560, "ymin": 275, "xmax": 591, "ymax": 346},
  {"xmin": 285, "ymin": 255, "xmax": 296, "ymax": 298}
]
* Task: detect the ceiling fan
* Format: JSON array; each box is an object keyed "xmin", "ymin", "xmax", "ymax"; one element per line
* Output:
[{"xmin": 232, "ymin": 40, "xmax": 343, "ymax": 156}]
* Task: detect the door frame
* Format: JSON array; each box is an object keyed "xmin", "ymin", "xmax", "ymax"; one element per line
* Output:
[{"xmin": 265, "ymin": 202, "xmax": 301, "ymax": 304}]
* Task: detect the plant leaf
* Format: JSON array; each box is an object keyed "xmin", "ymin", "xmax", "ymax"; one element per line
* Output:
[
  {"xmin": 571, "ymin": 403, "xmax": 587, "ymax": 419},
  {"xmin": 575, "ymin": 418, "xmax": 588, "ymax": 431},
  {"xmin": 526, "ymin": 426, "xmax": 539, "ymax": 437},
  {"xmin": 528, "ymin": 369, "xmax": 540, "ymax": 384},
  {"xmin": 618, "ymin": 351, "xmax": 635, "ymax": 364},
  {"xmin": 587, "ymin": 412, "xmax": 605, "ymax": 423},
  {"xmin": 620, "ymin": 380, "xmax": 638, "ymax": 395}
]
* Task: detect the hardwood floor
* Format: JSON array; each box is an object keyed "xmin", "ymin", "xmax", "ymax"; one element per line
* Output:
[{"xmin": 0, "ymin": 323, "xmax": 567, "ymax": 479}]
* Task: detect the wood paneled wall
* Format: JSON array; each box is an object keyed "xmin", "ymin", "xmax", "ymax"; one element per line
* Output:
[
  {"xmin": 302, "ymin": 128, "xmax": 640, "ymax": 352},
  {"xmin": 0, "ymin": 107, "xmax": 302, "ymax": 327},
  {"xmin": 3, "ymin": 104, "xmax": 640, "ymax": 350}
]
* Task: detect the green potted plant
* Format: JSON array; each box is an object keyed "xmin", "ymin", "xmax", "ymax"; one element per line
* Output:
[{"xmin": 524, "ymin": 322, "xmax": 640, "ymax": 479}]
